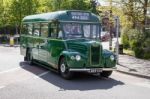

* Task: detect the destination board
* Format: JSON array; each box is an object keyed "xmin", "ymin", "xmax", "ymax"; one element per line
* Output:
[{"xmin": 70, "ymin": 12, "xmax": 90, "ymax": 20}]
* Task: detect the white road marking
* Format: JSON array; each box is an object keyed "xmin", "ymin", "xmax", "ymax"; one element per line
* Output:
[
  {"xmin": 34, "ymin": 71, "xmax": 49, "ymax": 79},
  {"xmin": 0, "ymin": 86, "xmax": 5, "ymax": 89},
  {"xmin": 0, "ymin": 66, "xmax": 25, "ymax": 74}
]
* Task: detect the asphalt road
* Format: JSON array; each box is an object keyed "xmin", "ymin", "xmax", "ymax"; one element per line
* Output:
[{"xmin": 0, "ymin": 46, "xmax": 150, "ymax": 99}]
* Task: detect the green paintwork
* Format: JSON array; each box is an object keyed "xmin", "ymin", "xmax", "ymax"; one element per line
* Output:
[
  {"xmin": 22, "ymin": 10, "xmax": 100, "ymax": 23},
  {"xmin": 20, "ymin": 10, "xmax": 116, "ymax": 72},
  {"xmin": 102, "ymin": 49, "xmax": 116, "ymax": 67}
]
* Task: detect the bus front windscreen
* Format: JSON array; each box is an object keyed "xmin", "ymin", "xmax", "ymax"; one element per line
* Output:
[{"xmin": 63, "ymin": 23, "xmax": 100, "ymax": 39}]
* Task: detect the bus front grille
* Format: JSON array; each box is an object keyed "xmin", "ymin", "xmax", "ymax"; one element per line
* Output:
[{"xmin": 90, "ymin": 45, "xmax": 100, "ymax": 65}]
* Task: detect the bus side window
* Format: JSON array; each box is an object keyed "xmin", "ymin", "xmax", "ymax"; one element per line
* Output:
[
  {"xmin": 41, "ymin": 23, "xmax": 48, "ymax": 37},
  {"xmin": 21, "ymin": 24, "xmax": 28, "ymax": 34},
  {"xmin": 27, "ymin": 24, "xmax": 33, "ymax": 35},
  {"xmin": 50, "ymin": 23, "xmax": 58, "ymax": 38},
  {"xmin": 33, "ymin": 23, "xmax": 40, "ymax": 36}
]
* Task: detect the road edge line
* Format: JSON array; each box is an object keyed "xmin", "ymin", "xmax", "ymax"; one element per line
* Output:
[
  {"xmin": 116, "ymin": 69, "xmax": 150, "ymax": 80},
  {"xmin": 0, "ymin": 66, "xmax": 25, "ymax": 74}
]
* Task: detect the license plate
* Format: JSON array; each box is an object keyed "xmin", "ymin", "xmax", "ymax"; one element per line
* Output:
[{"xmin": 89, "ymin": 68, "xmax": 102, "ymax": 73}]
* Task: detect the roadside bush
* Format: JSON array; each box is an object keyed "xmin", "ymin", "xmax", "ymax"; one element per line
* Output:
[
  {"xmin": 128, "ymin": 29, "xmax": 144, "ymax": 49},
  {"xmin": 121, "ymin": 28, "xmax": 150, "ymax": 59},
  {"xmin": 142, "ymin": 30, "xmax": 150, "ymax": 59},
  {"xmin": 144, "ymin": 29, "xmax": 150, "ymax": 38},
  {"xmin": 143, "ymin": 39, "xmax": 150, "ymax": 59},
  {"xmin": 121, "ymin": 27, "xmax": 130, "ymax": 49},
  {"xmin": 128, "ymin": 29, "xmax": 145, "ymax": 58}
]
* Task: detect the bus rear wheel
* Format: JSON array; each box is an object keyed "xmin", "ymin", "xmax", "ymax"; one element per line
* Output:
[
  {"xmin": 100, "ymin": 71, "xmax": 112, "ymax": 78},
  {"xmin": 26, "ymin": 48, "xmax": 34, "ymax": 65},
  {"xmin": 59, "ymin": 57, "xmax": 73, "ymax": 80}
]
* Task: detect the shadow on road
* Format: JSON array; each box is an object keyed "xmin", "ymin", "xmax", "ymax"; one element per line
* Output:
[{"xmin": 20, "ymin": 61, "xmax": 124, "ymax": 91}]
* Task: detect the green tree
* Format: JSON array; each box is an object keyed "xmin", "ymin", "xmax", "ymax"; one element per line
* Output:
[
  {"xmin": 0, "ymin": 0, "xmax": 12, "ymax": 27},
  {"xmin": 47, "ymin": 0, "xmax": 91, "ymax": 11},
  {"xmin": 121, "ymin": 0, "xmax": 150, "ymax": 30},
  {"xmin": 70, "ymin": 0, "xmax": 90, "ymax": 10},
  {"xmin": 48, "ymin": 0, "xmax": 62, "ymax": 11},
  {"xmin": 9, "ymin": 0, "xmax": 40, "ymax": 32},
  {"xmin": 37, "ymin": 0, "xmax": 52, "ymax": 13},
  {"xmin": 90, "ymin": 0, "xmax": 101, "ymax": 14},
  {"xmin": 137, "ymin": 0, "xmax": 150, "ymax": 31},
  {"xmin": 0, "ymin": 0, "xmax": 4, "ymax": 26}
]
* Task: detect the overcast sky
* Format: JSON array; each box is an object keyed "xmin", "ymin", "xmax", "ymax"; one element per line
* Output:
[
  {"xmin": 98, "ymin": 0, "xmax": 150, "ymax": 15},
  {"xmin": 98, "ymin": 0, "xmax": 109, "ymax": 6},
  {"xmin": 98, "ymin": 0, "xmax": 119, "ymax": 6}
]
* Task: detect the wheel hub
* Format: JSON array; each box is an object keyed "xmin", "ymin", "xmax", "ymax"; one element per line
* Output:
[{"xmin": 60, "ymin": 64, "xmax": 66, "ymax": 73}]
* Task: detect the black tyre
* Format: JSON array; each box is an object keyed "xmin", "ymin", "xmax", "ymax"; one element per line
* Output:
[
  {"xmin": 100, "ymin": 71, "xmax": 112, "ymax": 78},
  {"xmin": 24, "ymin": 56, "xmax": 27, "ymax": 61},
  {"xmin": 26, "ymin": 48, "xmax": 34, "ymax": 65},
  {"xmin": 59, "ymin": 57, "xmax": 73, "ymax": 79}
]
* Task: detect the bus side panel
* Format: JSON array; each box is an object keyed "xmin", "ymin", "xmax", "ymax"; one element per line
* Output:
[
  {"xmin": 20, "ymin": 35, "xmax": 34, "ymax": 57},
  {"xmin": 26, "ymin": 36, "xmax": 34, "ymax": 48},
  {"xmin": 32, "ymin": 37, "xmax": 40, "ymax": 61},
  {"xmin": 20, "ymin": 35, "xmax": 27, "ymax": 56},
  {"xmin": 47, "ymin": 39, "xmax": 66, "ymax": 69},
  {"xmin": 38, "ymin": 38, "xmax": 48, "ymax": 63}
]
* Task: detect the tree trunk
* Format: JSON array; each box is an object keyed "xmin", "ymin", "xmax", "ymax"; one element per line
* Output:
[{"xmin": 142, "ymin": 0, "xmax": 148, "ymax": 32}]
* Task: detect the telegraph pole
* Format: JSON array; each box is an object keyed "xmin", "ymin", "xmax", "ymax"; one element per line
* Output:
[
  {"xmin": 114, "ymin": 16, "xmax": 119, "ymax": 64},
  {"xmin": 109, "ymin": 0, "xmax": 113, "ymax": 50}
]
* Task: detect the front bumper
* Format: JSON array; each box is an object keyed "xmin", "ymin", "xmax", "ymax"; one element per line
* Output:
[{"xmin": 69, "ymin": 67, "xmax": 117, "ymax": 73}]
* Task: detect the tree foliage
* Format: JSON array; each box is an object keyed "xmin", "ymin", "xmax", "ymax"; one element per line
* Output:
[
  {"xmin": 0, "ymin": 0, "xmax": 12, "ymax": 26},
  {"xmin": 9, "ymin": 0, "xmax": 40, "ymax": 26},
  {"xmin": 0, "ymin": 0, "xmax": 95, "ymax": 29},
  {"xmin": 121, "ymin": 0, "xmax": 150, "ymax": 29},
  {"xmin": 47, "ymin": 0, "xmax": 91, "ymax": 11}
]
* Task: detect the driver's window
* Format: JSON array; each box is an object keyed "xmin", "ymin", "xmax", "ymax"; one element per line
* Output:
[
  {"xmin": 91, "ymin": 25, "xmax": 97, "ymax": 38},
  {"xmin": 83, "ymin": 25, "xmax": 90, "ymax": 38}
]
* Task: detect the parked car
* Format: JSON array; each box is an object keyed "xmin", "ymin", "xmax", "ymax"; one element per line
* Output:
[{"xmin": 101, "ymin": 31, "xmax": 110, "ymax": 42}]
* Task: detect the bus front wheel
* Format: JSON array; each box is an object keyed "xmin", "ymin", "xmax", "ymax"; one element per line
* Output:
[
  {"xmin": 100, "ymin": 71, "xmax": 112, "ymax": 78},
  {"xmin": 59, "ymin": 57, "xmax": 73, "ymax": 80}
]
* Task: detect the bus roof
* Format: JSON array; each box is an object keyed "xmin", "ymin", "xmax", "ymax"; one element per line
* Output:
[{"xmin": 22, "ymin": 10, "xmax": 100, "ymax": 23}]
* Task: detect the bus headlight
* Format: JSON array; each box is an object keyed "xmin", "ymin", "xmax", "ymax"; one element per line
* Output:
[
  {"xmin": 110, "ymin": 55, "xmax": 115, "ymax": 61},
  {"xmin": 71, "ymin": 56, "xmax": 75, "ymax": 60},
  {"xmin": 76, "ymin": 55, "xmax": 81, "ymax": 61}
]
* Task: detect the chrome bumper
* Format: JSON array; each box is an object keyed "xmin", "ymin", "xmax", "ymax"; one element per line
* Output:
[{"xmin": 69, "ymin": 67, "xmax": 117, "ymax": 72}]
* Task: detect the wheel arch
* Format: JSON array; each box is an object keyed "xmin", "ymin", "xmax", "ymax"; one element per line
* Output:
[{"xmin": 58, "ymin": 55, "xmax": 65, "ymax": 67}]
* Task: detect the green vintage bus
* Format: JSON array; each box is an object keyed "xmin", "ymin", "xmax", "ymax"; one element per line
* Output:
[{"xmin": 20, "ymin": 10, "xmax": 116, "ymax": 79}]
